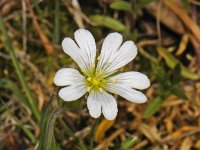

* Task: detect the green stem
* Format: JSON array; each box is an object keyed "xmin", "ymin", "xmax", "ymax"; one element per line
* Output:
[
  {"xmin": 138, "ymin": 46, "xmax": 157, "ymax": 63},
  {"xmin": 0, "ymin": 17, "xmax": 41, "ymax": 122},
  {"xmin": 89, "ymin": 117, "xmax": 101, "ymax": 150}
]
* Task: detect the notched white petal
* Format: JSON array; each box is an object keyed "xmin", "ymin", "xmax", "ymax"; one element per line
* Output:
[
  {"xmin": 74, "ymin": 29, "xmax": 96, "ymax": 70},
  {"xmin": 101, "ymin": 92, "xmax": 118, "ymax": 120},
  {"xmin": 97, "ymin": 32, "xmax": 122, "ymax": 70},
  {"xmin": 104, "ymin": 41, "xmax": 138, "ymax": 75},
  {"xmin": 87, "ymin": 91, "xmax": 118, "ymax": 120},
  {"xmin": 87, "ymin": 91, "xmax": 102, "ymax": 118},
  {"xmin": 109, "ymin": 71, "xmax": 150, "ymax": 90},
  {"xmin": 54, "ymin": 68, "xmax": 84, "ymax": 86},
  {"xmin": 62, "ymin": 38, "xmax": 88, "ymax": 70},
  {"xmin": 58, "ymin": 85, "xmax": 86, "ymax": 101},
  {"xmin": 106, "ymin": 85, "xmax": 147, "ymax": 104}
]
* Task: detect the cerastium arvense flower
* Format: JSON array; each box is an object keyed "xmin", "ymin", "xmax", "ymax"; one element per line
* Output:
[{"xmin": 54, "ymin": 29, "xmax": 150, "ymax": 120}]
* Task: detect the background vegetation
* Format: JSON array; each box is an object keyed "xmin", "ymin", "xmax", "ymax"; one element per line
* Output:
[{"xmin": 0, "ymin": 0, "xmax": 200, "ymax": 149}]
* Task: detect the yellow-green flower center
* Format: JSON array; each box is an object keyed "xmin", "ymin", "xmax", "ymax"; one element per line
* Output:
[
  {"xmin": 85, "ymin": 75, "xmax": 107, "ymax": 93},
  {"xmin": 91, "ymin": 77, "xmax": 100, "ymax": 86}
]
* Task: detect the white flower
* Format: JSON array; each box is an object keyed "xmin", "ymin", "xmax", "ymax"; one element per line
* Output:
[{"xmin": 54, "ymin": 29, "xmax": 150, "ymax": 120}]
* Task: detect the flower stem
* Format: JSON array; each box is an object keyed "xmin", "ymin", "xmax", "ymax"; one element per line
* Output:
[{"xmin": 89, "ymin": 117, "xmax": 101, "ymax": 150}]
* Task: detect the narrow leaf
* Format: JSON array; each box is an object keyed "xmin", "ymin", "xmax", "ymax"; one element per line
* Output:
[
  {"xmin": 171, "ymin": 87, "xmax": 188, "ymax": 100},
  {"xmin": 171, "ymin": 64, "xmax": 182, "ymax": 85},
  {"xmin": 143, "ymin": 96, "xmax": 164, "ymax": 119},
  {"xmin": 90, "ymin": 15, "xmax": 126, "ymax": 32},
  {"xmin": 38, "ymin": 95, "xmax": 55, "ymax": 150},
  {"xmin": 44, "ymin": 107, "xmax": 61, "ymax": 150},
  {"xmin": 120, "ymin": 136, "xmax": 138, "ymax": 150},
  {"xmin": 110, "ymin": 1, "xmax": 132, "ymax": 12},
  {"xmin": 157, "ymin": 47, "xmax": 200, "ymax": 80}
]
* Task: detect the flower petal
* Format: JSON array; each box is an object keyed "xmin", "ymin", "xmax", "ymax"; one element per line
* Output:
[
  {"xmin": 74, "ymin": 29, "xmax": 96, "ymax": 70},
  {"xmin": 58, "ymin": 84, "xmax": 87, "ymax": 101},
  {"xmin": 104, "ymin": 41, "xmax": 138, "ymax": 76},
  {"xmin": 101, "ymin": 91, "xmax": 118, "ymax": 120},
  {"xmin": 62, "ymin": 38, "xmax": 89, "ymax": 71},
  {"xmin": 97, "ymin": 32, "xmax": 122, "ymax": 71},
  {"xmin": 54, "ymin": 68, "xmax": 84, "ymax": 86},
  {"xmin": 108, "ymin": 72, "xmax": 150, "ymax": 90},
  {"xmin": 106, "ymin": 84, "xmax": 147, "ymax": 104},
  {"xmin": 87, "ymin": 91, "xmax": 118, "ymax": 120},
  {"xmin": 87, "ymin": 91, "xmax": 102, "ymax": 118}
]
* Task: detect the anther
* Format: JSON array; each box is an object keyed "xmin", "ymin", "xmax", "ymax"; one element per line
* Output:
[
  {"xmin": 87, "ymin": 77, "xmax": 92, "ymax": 81},
  {"xmin": 87, "ymin": 87, "xmax": 92, "ymax": 92},
  {"xmin": 99, "ymin": 88, "xmax": 103, "ymax": 93}
]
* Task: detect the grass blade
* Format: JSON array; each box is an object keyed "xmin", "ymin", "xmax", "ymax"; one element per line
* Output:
[{"xmin": 0, "ymin": 17, "xmax": 40, "ymax": 122}]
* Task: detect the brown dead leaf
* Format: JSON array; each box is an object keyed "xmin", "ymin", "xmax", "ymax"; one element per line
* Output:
[
  {"xmin": 146, "ymin": 1, "xmax": 185, "ymax": 35},
  {"xmin": 164, "ymin": 0, "xmax": 200, "ymax": 43},
  {"xmin": 180, "ymin": 137, "xmax": 192, "ymax": 150},
  {"xmin": 138, "ymin": 123, "xmax": 161, "ymax": 143},
  {"xmin": 164, "ymin": 119, "xmax": 174, "ymax": 133},
  {"xmin": 170, "ymin": 126, "xmax": 198, "ymax": 138}
]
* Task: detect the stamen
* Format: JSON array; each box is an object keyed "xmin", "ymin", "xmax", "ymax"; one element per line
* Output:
[
  {"xmin": 87, "ymin": 77, "xmax": 92, "ymax": 81},
  {"xmin": 87, "ymin": 87, "xmax": 92, "ymax": 92},
  {"xmin": 91, "ymin": 77, "xmax": 100, "ymax": 86},
  {"xmin": 99, "ymin": 88, "xmax": 103, "ymax": 93}
]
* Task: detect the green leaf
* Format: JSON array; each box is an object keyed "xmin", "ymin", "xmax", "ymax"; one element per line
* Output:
[
  {"xmin": 45, "ymin": 107, "xmax": 61, "ymax": 150},
  {"xmin": 120, "ymin": 137, "xmax": 138, "ymax": 150},
  {"xmin": 157, "ymin": 47, "xmax": 200, "ymax": 80},
  {"xmin": 110, "ymin": 1, "xmax": 132, "ymax": 12},
  {"xmin": 38, "ymin": 96, "xmax": 61, "ymax": 150},
  {"xmin": 38, "ymin": 95, "xmax": 54, "ymax": 150},
  {"xmin": 151, "ymin": 62, "xmax": 170, "ymax": 89},
  {"xmin": 171, "ymin": 64, "xmax": 182, "ymax": 85},
  {"xmin": 90, "ymin": 15, "xmax": 126, "ymax": 32},
  {"xmin": 136, "ymin": 0, "xmax": 155, "ymax": 10},
  {"xmin": 171, "ymin": 87, "xmax": 188, "ymax": 100},
  {"xmin": 44, "ymin": 107, "xmax": 61, "ymax": 150},
  {"xmin": 143, "ymin": 96, "xmax": 164, "ymax": 119}
]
